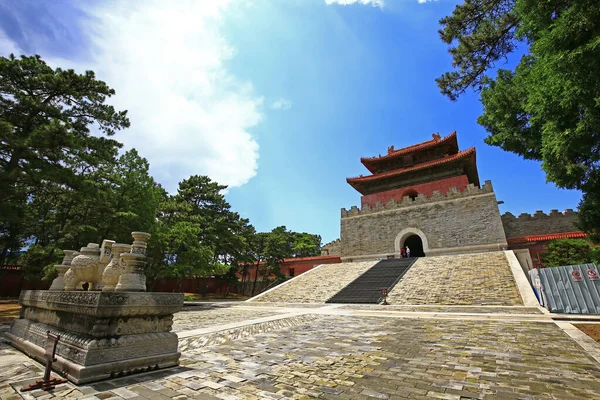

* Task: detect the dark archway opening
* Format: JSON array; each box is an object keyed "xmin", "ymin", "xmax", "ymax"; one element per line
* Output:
[
  {"xmin": 403, "ymin": 235, "xmax": 425, "ymax": 257},
  {"xmin": 403, "ymin": 189, "xmax": 418, "ymax": 201}
]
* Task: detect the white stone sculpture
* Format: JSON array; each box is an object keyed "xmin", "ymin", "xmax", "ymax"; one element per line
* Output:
[
  {"xmin": 101, "ymin": 243, "xmax": 131, "ymax": 292},
  {"xmin": 49, "ymin": 250, "xmax": 79, "ymax": 291},
  {"xmin": 115, "ymin": 232, "xmax": 151, "ymax": 292},
  {"xmin": 8, "ymin": 230, "xmax": 183, "ymax": 385},
  {"xmin": 131, "ymin": 231, "xmax": 151, "ymax": 255},
  {"xmin": 63, "ymin": 240, "xmax": 114, "ymax": 291}
]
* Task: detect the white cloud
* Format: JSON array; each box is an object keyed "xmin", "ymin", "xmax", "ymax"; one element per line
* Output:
[
  {"xmin": 0, "ymin": 29, "xmax": 22, "ymax": 55},
  {"xmin": 271, "ymin": 98, "xmax": 292, "ymax": 111},
  {"xmin": 417, "ymin": 0, "xmax": 438, "ymax": 3},
  {"xmin": 325, "ymin": 0, "xmax": 384, "ymax": 7},
  {"xmin": 55, "ymin": 0, "xmax": 262, "ymax": 193}
]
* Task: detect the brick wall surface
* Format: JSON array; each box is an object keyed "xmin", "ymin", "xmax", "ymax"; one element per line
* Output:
[
  {"xmin": 387, "ymin": 252, "xmax": 523, "ymax": 305},
  {"xmin": 341, "ymin": 191, "xmax": 507, "ymax": 257},
  {"xmin": 360, "ymin": 175, "xmax": 469, "ymax": 208},
  {"xmin": 501, "ymin": 210, "xmax": 579, "ymax": 238}
]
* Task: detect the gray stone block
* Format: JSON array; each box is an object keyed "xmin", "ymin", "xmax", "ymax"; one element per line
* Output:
[{"xmin": 7, "ymin": 290, "xmax": 184, "ymax": 384}]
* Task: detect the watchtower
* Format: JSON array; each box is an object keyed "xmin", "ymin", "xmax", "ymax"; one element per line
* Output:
[{"xmin": 341, "ymin": 132, "xmax": 507, "ymax": 260}]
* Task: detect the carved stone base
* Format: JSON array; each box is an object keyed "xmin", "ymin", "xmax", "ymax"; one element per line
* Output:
[{"xmin": 7, "ymin": 290, "xmax": 184, "ymax": 384}]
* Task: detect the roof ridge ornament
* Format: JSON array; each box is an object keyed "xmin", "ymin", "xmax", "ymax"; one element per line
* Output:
[
  {"xmin": 432, "ymin": 133, "xmax": 441, "ymax": 141},
  {"xmin": 387, "ymin": 145, "xmax": 395, "ymax": 154}
]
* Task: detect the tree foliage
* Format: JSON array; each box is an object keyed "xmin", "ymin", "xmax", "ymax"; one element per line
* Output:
[
  {"xmin": 0, "ymin": 54, "xmax": 130, "ymax": 273},
  {"xmin": 542, "ymin": 238, "xmax": 596, "ymax": 267},
  {"xmin": 1, "ymin": 54, "xmax": 322, "ymax": 290},
  {"xmin": 438, "ymin": 0, "xmax": 600, "ymax": 238}
]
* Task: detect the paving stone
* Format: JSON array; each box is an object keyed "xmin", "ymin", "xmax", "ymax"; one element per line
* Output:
[
  {"xmin": 3, "ymin": 303, "xmax": 600, "ymax": 400},
  {"xmin": 222, "ymin": 375, "xmax": 246, "ymax": 383},
  {"xmin": 360, "ymin": 389, "xmax": 389, "ymax": 399},
  {"xmin": 182, "ymin": 381, "xmax": 205, "ymax": 390},
  {"xmin": 202, "ymin": 381, "xmax": 225, "ymax": 390},
  {"xmin": 110, "ymin": 388, "xmax": 138, "ymax": 399}
]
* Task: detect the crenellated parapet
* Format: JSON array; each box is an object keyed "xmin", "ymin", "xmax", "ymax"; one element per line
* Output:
[
  {"xmin": 501, "ymin": 209, "xmax": 577, "ymax": 221},
  {"xmin": 321, "ymin": 238, "xmax": 341, "ymax": 256},
  {"xmin": 341, "ymin": 180, "xmax": 495, "ymax": 218},
  {"xmin": 501, "ymin": 208, "xmax": 579, "ymax": 238}
]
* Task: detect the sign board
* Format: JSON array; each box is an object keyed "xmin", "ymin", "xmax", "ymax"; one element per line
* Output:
[
  {"xmin": 571, "ymin": 270, "xmax": 583, "ymax": 282},
  {"xmin": 380, "ymin": 288, "xmax": 388, "ymax": 297},
  {"xmin": 587, "ymin": 269, "xmax": 599, "ymax": 281},
  {"xmin": 44, "ymin": 332, "xmax": 59, "ymax": 359}
]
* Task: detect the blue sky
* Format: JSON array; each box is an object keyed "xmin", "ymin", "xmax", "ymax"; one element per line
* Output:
[{"xmin": 0, "ymin": 0, "xmax": 582, "ymax": 245}]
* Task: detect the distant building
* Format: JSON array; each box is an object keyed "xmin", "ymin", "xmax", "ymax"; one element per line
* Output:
[{"xmin": 320, "ymin": 131, "xmax": 586, "ymax": 270}]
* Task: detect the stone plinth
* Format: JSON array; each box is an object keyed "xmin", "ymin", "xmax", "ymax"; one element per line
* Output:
[{"xmin": 6, "ymin": 290, "xmax": 184, "ymax": 384}]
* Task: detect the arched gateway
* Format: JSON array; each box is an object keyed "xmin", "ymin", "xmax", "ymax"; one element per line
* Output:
[
  {"xmin": 403, "ymin": 235, "xmax": 425, "ymax": 257},
  {"xmin": 394, "ymin": 228, "xmax": 429, "ymax": 257}
]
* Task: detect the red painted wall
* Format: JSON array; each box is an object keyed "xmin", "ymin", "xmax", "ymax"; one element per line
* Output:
[
  {"xmin": 238, "ymin": 255, "xmax": 342, "ymax": 280},
  {"xmin": 150, "ymin": 277, "xmax": 229, "ymax": 294},
  {"xmin": 0, "ymin": 266, "xmax": 51, "ymax": 298},
  {"xmin": 361, "ymin": 175, "xmax": 470, "ymax": 207}
]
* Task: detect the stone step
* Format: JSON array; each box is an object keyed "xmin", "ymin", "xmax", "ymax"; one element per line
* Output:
[{"xmin": 327, "ymin": 258, "xmax": 418, "ymax": 304}]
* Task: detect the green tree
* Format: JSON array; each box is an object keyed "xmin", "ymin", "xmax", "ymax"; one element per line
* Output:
[
  {"xmin": 263, "ymin": 226, "xmax": 294, "ymax": 281},
  {"xmin": 542, "ymin": 238, "xmax": 593, "ymax": 267},
  {"xmin": 27, "ymin": 148, "xmax": 165, "ymax": 281},
  {"xmin": 244, "ymin": 231, "xmax": 266, "ymax": 296},
  {"xmin": 291, "ymin": 232, "xmax": 322, "ymax": 258},
  {"xmin": 437, "ymin": 0, "xmax": 600, "ymax": 238},
  {"xmin": 101, "ymin": 149, "xmax": 165, "ymax": 243},
  {"xmin": 0, "ymin": 54, "xmax": 130, "ymax": 266},
  {"xmin": 146, "ymin": 194, "xmax": 213, "ymax": 286},
  {"xmin": 146, "ymin": 175, "xmax": 253, "ymax": 293}
]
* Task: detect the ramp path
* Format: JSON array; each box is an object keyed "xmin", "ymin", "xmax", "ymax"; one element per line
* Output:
[
  {"xmin": 326, "ymin": 258, "xmax": 417, "ymax": 304},
  {"xmin": 251, "ymin": 260, "xmax": 378, "ymax": 303},
  {"xmin": 388, "ymin": 251, "xmax": 523, "ymax": 305}
]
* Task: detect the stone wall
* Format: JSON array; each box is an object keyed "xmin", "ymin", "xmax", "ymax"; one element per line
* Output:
[
  {"xmin": 501, "ymin": 209, "xmax": 579, "ymax": 238},
  {"xmin": 321, "ymin": 239, "xmax": 341, "ymax": 256},
  {"xmin": 340, "ymin": 181, "xmax": 507, "ymax": 258}
]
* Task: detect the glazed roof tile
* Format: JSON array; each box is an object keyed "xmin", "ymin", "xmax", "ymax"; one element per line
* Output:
[
  {"xmin": 361, "ymin": 131, "xmax": 457, "ymax": 165},
  {"xmin": 348, "ymin": 146, "xmax": 475, "ymax": 184},
  {"xmin": 507, "ymin": 231, "xmax": 587, "ymax": 244}
]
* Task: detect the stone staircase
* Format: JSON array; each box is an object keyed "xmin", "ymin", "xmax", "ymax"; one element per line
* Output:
[
  {"xmin": 249, "ymin": 260, "xmax": 378, "ymax": 303},
  {"xmin": 387, "ymin": 251, "xmax": 523, "ymax": 305},
  {"xmin": 326, "ymin": 258, "xmax": 417, "ymax": 304},
  {"xmin": 250, "ymin": 251, "xmax": 524, "ymax": 306}
]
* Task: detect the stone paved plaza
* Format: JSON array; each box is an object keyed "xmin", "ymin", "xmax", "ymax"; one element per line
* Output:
[{"xmin": 2, "ymin": 302, "xmax": 600, "ymax": 399}]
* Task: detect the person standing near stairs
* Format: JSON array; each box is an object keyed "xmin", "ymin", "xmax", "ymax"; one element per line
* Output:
[{"xmin": 406, "ymin": 246, "xmax": 411, "ymax": 258}]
